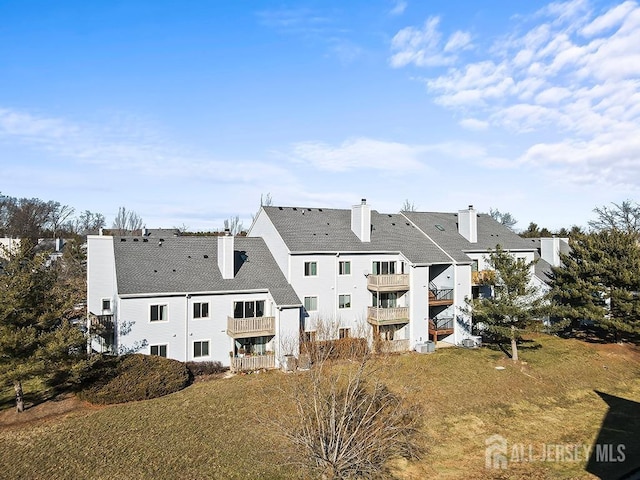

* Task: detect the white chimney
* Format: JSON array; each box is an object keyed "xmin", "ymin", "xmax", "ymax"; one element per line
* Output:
[
  {"xmin": 217, "ymin": 229, "xmax": 235, "ymax": 279},
  {"xmin": 458, "ymin": 205, "xmax": 478, "ymax": 243},
  {"xmin": 540, "ymin": 237, "xmax": 567, "ymax": 267},
  {"xmin": 351, "ymin": 199, "xmax": 371, "ymax": 243}
]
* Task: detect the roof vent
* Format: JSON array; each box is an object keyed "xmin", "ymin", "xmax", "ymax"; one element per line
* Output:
[
  {"xmin": 204, "ymin": 254, "xmax": 209, "ymax": 259},
  {"xmin": 143, "ymin": 238, "xmax": 148, "ymax": 243},
  {"xmin": 120, "ymin": 238, "xmax": 126, "ymax": 242},
  {"xmin": 133, "ymin": 238, "xmax": 139, "ymax": 242}
]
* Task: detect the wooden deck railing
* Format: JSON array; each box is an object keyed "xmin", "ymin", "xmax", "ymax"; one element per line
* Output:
[
  {"xmin": 367, "ymin": 274, "xmax": 410, "ymax": 291},
  {"xmin": 230, "ymin": 354, "xmax": 275, "ymax": 372},
  {"xmin": 367, "ymin": 306, "xmax": 409, "ymax": 325},
  {"xmin": 227, "ymin": 316, "xmax": 275, "ymax": 338}
]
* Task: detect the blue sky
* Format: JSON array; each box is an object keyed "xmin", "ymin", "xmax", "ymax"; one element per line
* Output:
[{"xmin": 1, "ymin": 0, "xmax": 639, "ymax": 232}]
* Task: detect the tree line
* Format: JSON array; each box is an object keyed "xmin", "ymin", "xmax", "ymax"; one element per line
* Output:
[{"xmin": 0, "ymin": 192, "xmax": 106, "ymax": 241}]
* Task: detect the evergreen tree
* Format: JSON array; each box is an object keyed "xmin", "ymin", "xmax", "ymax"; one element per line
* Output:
[
  {"xmin": 0, "ymin": 241, "xmax": 86, "ymax": 412},
  {"xmin": 549, "ymin": 230, "xmax": 640, "ymax": 339},
  {"xmin": 466, "ymin": 245, "xmax": 546, "ymax": 362}
]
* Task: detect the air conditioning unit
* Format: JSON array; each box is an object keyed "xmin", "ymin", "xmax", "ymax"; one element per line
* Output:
[
  {"xmin": 282, "ymin": 355, "xmax": 297, "ymax": 372},
  {"xmin": 462, "ymin": 336, "xmax": 482, "ymax": 348},
  {"xmin": 415, "ymin": 341, "xmax": 435, "ymax": 354}
]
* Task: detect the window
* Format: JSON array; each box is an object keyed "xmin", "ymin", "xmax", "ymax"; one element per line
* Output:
[
  {"xmin": 150, "ymin": 344, "xmax": 167, "ymax": 357},
  {"xmin": 101, "ymin": 299, "xmax": 111, "ymax": 311},
  {"xmin": 338, "ymin": 294, "xmax": 351, "ymax": 309},
  {"xmin": 193, "ymin": 302, "xmax": 209, "ymax": 319},
  {"xmin": 372, "ymin": 261, "xmax": 396, "ymax": 275},
  {"xmin": 304, "ymin": 261, "xmax": 317, "ymax": 276},
  {"xmin": 304, "ymin": 296, "xmax": 318, "ymax": 312},
  {"xmin": 372, "ymin": 292, "xmax": 397, "ymax": 308},
  {"xmin": 339, "ymin": 328, "xmax": 350, "ymax": 339},
  {"xmin": 338, "ymin": 261, "xmax": 351, "ymax": 275},
  {"xmin": 233, "ymin": 300, "xmax": 265, "ymax": 318},
  {"xmin": 471, "ymin": 260, "xmax": 479, "ymax": 272},
  {"xmin": 193, "ymin": 341, "xmax": 210, "ymax": 358},
  {"xmin": 150, "ymin": 304, "xmax": 168, "ymax": 322}
]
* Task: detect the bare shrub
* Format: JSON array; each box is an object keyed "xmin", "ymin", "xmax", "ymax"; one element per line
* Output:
[{"xmin": 275, "ymin": 318, "xmax": 423, "ymax": 479}]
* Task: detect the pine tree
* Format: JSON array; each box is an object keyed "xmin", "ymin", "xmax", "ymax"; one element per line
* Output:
[
  {"xmin": 0, "ymin": 241, "xmax": 86, "ymax": 412},
  {"xmin": 549, "ymin": 231, "xmax": 640, "ymax": 339},
  {"xmin": 466, "ymin": 245, "xmax": 546, "ymax": 362}
]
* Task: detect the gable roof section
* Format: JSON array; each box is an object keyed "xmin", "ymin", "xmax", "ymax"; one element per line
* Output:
[
  {"xmin": 262, "ymin": 206, "xmax": 452, "ymax": 265},
  {"xmin": 113, "ymin": 236, "xmax": 300, "ymax": 306},
  {"xmin": 402, "ymin": 211, "xmax": 536, "ymax": 263}
]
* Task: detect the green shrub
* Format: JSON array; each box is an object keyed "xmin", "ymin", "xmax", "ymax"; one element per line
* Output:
[
  {"xmin": 78, "ymin": 354, "xmax": 190, "ymax": 404},
  {"xmin": 185, "ymin": 361, "xmax": 226, "ymax": 377}
]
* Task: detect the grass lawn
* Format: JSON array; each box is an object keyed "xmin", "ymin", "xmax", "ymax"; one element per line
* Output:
[{"xmin": 1, "ymin": 334, "xmax": 639, "ymax": 479}]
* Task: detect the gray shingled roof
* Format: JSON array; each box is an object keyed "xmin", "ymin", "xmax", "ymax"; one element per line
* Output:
[
  {"xmin": 262, "ymin": 206, "xmax": 452, "ymax": 265},
  {"xmin": 113, "ymin": 236, "xmax": 301, "ymax": 306},
  {"xmin": 402, "ymin": 211, "xmax": 536, "ymax": 263}
]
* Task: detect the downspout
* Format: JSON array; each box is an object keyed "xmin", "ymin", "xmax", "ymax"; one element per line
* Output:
[
  {"xmin": 334, "ymin": 253, "xmax": 339, "ymax": 321},
  {"xmin": 185, "ymin": 294, "xmax": 191, "ymax": 362}
]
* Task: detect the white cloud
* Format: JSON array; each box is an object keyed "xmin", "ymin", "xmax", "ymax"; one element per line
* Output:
[
  {"xmin": 389, "ymin": 16, "xmax": 471, "ymax": 67},
  {"xmin": 287, "ymin": 137, "xmax": 426, "ymax": 172},
  {"xmin": 394, "ymin": 0, "xmax": 640, "ymax": 189},
  {"xmin": 389, "ymin": 0, "xmax": 407, "ymax": 16},
  {"xmin": 459, "ymin": 118, "xmax": 489, "ymax": 130},
  {"xmin": 444, "ymin": 31, "xmax": 472, "ymax": 52}
]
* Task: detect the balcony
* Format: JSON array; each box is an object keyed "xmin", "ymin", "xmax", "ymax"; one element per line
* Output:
[
  {"xmin": 367, "ymin": 306, "xmax": 409, "ymax": 326},
  {"xmin": 230, "ymin": 353, "xmax": 275, "ymax": 372},
  {"xmin": 227, "ymin": 316, "xmax": 275, "ymax": 339},
  {"xmin": 429, "ymin": 317, "xmax": 454, "ymax": 341},
  {"xmin": 367, "ymin": 274, "xmax": 410, "ymax": 292},
  {"xmin": 472, "ymin": 269, "xmax": 496, "ymax": 285},
  {"xmin": 89, "ymin": 314, "xmax": 114, "ymax": 334},
  {"xmin": 429, "ymin": 287, "xmax": 454, "ymax": 306}
]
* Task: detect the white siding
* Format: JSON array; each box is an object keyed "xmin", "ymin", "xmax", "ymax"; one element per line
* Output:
[
  {"xmin": 248, "ymin": 209, "xmax": 290, "ymax": 278},
  {"xmin": 87, "ymin": 235, "xmax": 117, "ymax": 317},
  {"xmin": 409, "ymin": 265, "xmax": 430, "ymax": 345}
]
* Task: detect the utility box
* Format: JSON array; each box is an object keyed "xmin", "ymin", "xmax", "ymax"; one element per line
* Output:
[
  {"xmin": 415, "ymin": 341, "xmax": 435, "ymax": 354},
  {"xmin": 282, "ymin": 354, "xmax": 297, "ymax": 372}
]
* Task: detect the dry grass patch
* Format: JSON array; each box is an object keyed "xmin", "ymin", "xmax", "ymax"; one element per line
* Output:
[{"xmin": 0, "ymin": 335, "xmax": 638, "ymax": 479}]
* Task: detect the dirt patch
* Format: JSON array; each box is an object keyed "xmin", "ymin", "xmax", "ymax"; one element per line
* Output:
[{"xmin": 0, "ymin": 394, "xmax": 102, "ymax": 429}]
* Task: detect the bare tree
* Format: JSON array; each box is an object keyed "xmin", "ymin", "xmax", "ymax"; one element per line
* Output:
[
  {"xmin": 223, "ymin": 215, "xmax": 244, "ymax": 235},
  {"xmin": 489, "ymin": 208, "xmax": 518, "ymax": 231},
  {"xmin": 74, "ymin": 210, "xmax": 106, "ymax": 235},
  {"xmin": 273, "ymin": 318, "xmax": 423, "ymax": 479},
  {"xmin": 112, "ymin": 207, "xmax": 144, "ymax": 235},
  {"xmin": 47, "ymin": 203, "xmax": 75, "ymax": 238},
  {"xmin": 401, "ymin": 199, "xmax": 417, "ymax": 212},
  {"xmin": 589, "ymin": 200, "xmax": 640, "ymax": 237},
  {"xmin": 252, "ymin": 192, "xmax": 273, "ymax": 222}
]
